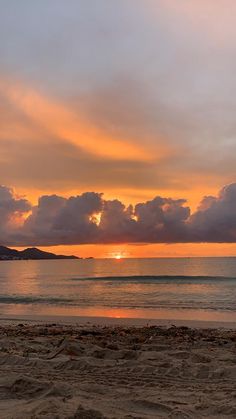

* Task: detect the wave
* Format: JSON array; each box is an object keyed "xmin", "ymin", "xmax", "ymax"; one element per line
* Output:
[
  {"xmin": 0, "ymin": 293, "xmax": 236, "ymax": 312},
  {"xmin": 0, "ymin": 295, "xmax": 72, "ymax": 305},
  {"xmin": 0, "ymin": 294, "xmax": 235, "ymax": 312},
  {"xmin": 0, "ymin": 296, "xmax": 235, "ymax": 312},
  {"xmin": 70, "ymin": 275, "xmax": 236, "ymax": 282}
]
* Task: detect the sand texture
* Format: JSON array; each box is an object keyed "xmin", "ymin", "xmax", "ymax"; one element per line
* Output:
[{"xmin": 1, "ymin": 323, "xmax": 236, "ymax": 418}]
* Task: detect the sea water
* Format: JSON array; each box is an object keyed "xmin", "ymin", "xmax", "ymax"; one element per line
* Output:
[{"xmin": 1, "ymin": 257, "xmax": 236, "ymax": 322}]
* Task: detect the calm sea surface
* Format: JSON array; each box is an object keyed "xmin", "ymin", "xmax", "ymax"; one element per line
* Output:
[{"xmin": 1, "ymin": 257, "xmax": 236, "ymax": 322}]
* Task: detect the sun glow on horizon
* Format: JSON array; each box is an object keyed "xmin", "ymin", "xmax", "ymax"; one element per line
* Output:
[{"xmin": 109, "ymin": 251, "xmax": 127, "ymax": 259}]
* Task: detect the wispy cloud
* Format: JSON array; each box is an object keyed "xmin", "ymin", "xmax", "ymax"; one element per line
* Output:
[{"xmin": 0, "ymin": 78, "xmax": 152, "ymax": 161}]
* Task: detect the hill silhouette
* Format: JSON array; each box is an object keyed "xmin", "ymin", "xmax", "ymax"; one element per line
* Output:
[{"xmin": 0, "ymin": 246, "xmax": 79, "ymax": 260}]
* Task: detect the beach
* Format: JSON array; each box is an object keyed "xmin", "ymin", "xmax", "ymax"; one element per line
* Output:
[
  {"xmin": 2, "ymin": 0, "xmax": 236, "ymax": 416},
  {"xmin": 1, "ymin": 259, "xmax": 236, "ymax": 417},
  {"xmin": 1, "ymin": 319, "xmax": 236, "ymax": 418}
]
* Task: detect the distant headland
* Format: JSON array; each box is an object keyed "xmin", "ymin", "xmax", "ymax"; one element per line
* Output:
[{"xmin": 0, "ymin": 246, "xmax": 80, "ymax": 260}]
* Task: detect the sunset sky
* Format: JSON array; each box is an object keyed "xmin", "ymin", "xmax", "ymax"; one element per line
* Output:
[{"xmin": 1, "ymin": 0, "xmax": 236, "ymax": 257}]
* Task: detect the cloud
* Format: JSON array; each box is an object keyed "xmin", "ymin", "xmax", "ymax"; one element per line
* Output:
[
  {"xmin": 0, "ymin": 78, "xmax": 152, "ymax": 162},
  {"xmin": 21, "ymin": 192, "xmax": 103, "ymax": 245},
  {"xmin": 1, "ymin": 1, "xmax": 236, "ymax": 205},
  {"xmin": 133, "ymin": 197, "xmax": 190, "ymax": 243},
  {"xmin": 99, "ymin": 199, "xmax": 136, "ymax": 243},
  {"xmin": 161, "ymin": 0, "xmax": 236, "ymax": 46},
  {"xmin": 0, "ymin": 76, "xmax": 173, "ymax": 197},
  {"xmin": 3, "ymin": 74, "xmax": 235, "ymax": 203},
  {"xmin": 0, "ymin": 186, "xmax": 31, "ymax": 243},
  {"xmin": 2, "ymin": 183, "xmax": 236, "ymax": 246},
  {"xmin": 189, "ymin": 184, "xmax": 236, "ymax": 242}
]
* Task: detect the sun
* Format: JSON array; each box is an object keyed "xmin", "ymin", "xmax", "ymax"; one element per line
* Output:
[{"xmin": 109, "ymin": 251, "xmax": 128, "ymax": 259}]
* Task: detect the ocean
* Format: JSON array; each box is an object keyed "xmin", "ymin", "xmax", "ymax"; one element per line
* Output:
[{"xmin": 1, "ymin": 257, "xmax": 236, "ymax": 322}]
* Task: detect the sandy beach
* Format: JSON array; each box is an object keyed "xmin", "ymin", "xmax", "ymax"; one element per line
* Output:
[{"xmin": 1, "ymin": 320, "xmax": 236, "ymax": 418}]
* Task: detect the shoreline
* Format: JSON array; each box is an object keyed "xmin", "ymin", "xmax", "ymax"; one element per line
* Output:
[{"xmin": 1, "ymin": 313, "xmax": 236, "ymax": 329}]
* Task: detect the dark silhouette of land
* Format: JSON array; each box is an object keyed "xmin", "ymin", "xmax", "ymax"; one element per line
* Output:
[{"xmin": 0, "ymin": 246, "xmax": 79, "ymax": 260}]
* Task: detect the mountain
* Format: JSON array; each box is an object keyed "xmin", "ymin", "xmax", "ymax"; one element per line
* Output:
[
  {"xmin": 0, "ymin": 246, "xmax": 79, "ymax": 260},
  {"xmin": 0, "ymin": 246, "xmax": 19, "ymax": 257}
]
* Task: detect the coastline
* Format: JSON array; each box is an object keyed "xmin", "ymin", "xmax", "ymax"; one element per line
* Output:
[
  {"xmin": 1, "ymin": 318, "xmax": 236, "ymax": 417},
  {"xmin": 1, "ymin": 313, "xmax": 236, "ymax": 330}
]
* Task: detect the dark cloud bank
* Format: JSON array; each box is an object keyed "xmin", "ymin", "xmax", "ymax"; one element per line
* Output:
[{"xmin": 1, "ymin": 183, "xmax": 236, "ymax": 246}]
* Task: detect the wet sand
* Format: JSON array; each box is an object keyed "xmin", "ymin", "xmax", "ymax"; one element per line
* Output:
[{"xmin": 1, "ymin": 320, "xmax": 236, "ymax": 418}]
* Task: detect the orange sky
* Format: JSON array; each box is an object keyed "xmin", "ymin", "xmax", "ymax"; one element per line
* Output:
[
  {"xmin": 13, "ymin": 243, "xmax": 236, "ymax": 259},
  {"xmin": 2, "ymin": 1, "xmax": 236, "ymax": 257}
]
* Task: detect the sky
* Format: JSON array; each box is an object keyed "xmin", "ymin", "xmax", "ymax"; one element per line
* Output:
[{"xmin": 1, "ymin": 0, "xmax": 236, "ymax": 257}]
